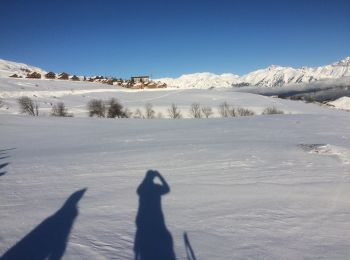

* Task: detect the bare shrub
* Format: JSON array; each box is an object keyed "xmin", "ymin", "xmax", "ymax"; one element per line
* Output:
[
  {"xmin": 51, "ymin": 102, "xmax": 72, "ymax": 117},
  {"xmin": 134, "ymin": 108, "xmax": 144, "ymax": 119},
  {"xmin": 236, "ymin": 107, "xmax": 255, "ymax": 116},
  {"xmin": 0, "ymin": 98, "xmax": 3, "ymax": 108},
  {"xmin": 218, "ymin": 102, "xmax": 235, "ymax": 117},
  {"xmin": 87, "ymin": 99, "xmax": 106, "ymax": 117},
  {"xmin": 168, "ymin": 103, "xmax": 182, "ymax": 119},
  {"xmin": 144, "ymin": 103, "xmax": 155, "ymax": 119},
  {"xmin": 18, "ymin": 96, "xmax": 39, "ymax": 116},
  {"xmin": 189, "ymin": 103, "xmax": 202, "ymax": 118},
  {"xmin": 107, "ymin": 98, "xmax": 128, "ymax": 118},
  {"xmin": 262, "ymin": 106, "xmax": 284, "ymax": 115},
  {"xmin": 123, "ymin": 107, "xmax": 133, "ymax": 118},
  {"xmin": 201, "ymin": 106, "xmax": 213, "ymax": 118},
  {"xmin": 229, "ymin": 107, "xmax": 236, "ymax": 117}
]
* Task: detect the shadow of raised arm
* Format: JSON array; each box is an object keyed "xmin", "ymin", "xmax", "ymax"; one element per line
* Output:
[{"xmin": 155, "ymin": 171, "xmax": 170, "ymax": 195}]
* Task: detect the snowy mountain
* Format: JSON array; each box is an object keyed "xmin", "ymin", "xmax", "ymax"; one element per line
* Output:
[
  {"xmin": 0, "ymin": 59, "xmax": 46, "ymax": 78},
  {"xmin": 158, "ymin": 72, "xmax": 240, "ymax": 89},
  {"xmin": 157, "ymin": 57, "xmax": 350, "ymax": 88}
]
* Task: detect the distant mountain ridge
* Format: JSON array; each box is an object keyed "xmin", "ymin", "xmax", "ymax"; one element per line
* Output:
[
  {"xmin": 157, "ymin": 57, "xmax": 350, "ymax": 88},
  {"xmin": 1, "ymin": 57, "xmax": 350, "ymax": 88}
]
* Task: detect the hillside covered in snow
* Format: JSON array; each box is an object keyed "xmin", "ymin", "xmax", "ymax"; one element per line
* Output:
[{"xmin": 0, "ymin": 59, "xmax": 46, "ymax": 78}]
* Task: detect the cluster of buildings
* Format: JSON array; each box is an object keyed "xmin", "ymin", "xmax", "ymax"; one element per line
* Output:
[{"xmin": 10, "ymin": 72, "xmax": 167, "ymax": 89}]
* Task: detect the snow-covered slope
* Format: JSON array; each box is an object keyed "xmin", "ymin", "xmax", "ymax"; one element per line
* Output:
[
  {"xmin": 328, "ymin": 96, "xmax": 350, "ymax": 111},
  {"xmin": 1, "ymin": 112, "xmax": 350, "ymax": 259},
  {"xmin": 158, "ymin": 57, "xmax": 350, "ymax": 88},
  {"xmin": 0, "ymin": 59, "xmax": 46, "ymax": 78}
]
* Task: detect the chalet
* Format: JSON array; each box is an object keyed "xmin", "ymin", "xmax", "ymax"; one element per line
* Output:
[
  {"xmin": 26, "ymin": 72, "xmax": 41, "ymax": 79},
  {"xmin": 58, "ymin": 72, "xmax": 69, "ymax": 80},
  {"xmin": 45, "ymin": 72, "xmax": 56, "ymax": 79},
  {"xmin": 71, "ymin": 75, "xmax": 80, "ymax": 81},
  {"xmin": 131, "ymin": 76, "xmax": 149, "ymax": 84}
]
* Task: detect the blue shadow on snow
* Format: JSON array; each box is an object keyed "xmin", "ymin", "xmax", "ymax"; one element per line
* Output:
[
  {"xmin": 1, "ymin": 188, "xmax": 86, "ymax": 260},
  {"xmin": 134, "ymin": 170, "xmax": 176, "ymax": 260}
]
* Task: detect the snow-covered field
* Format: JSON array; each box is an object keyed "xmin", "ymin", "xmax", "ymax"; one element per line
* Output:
[
  {"xmin": 0, "ymin": 77, "xmax": 344, "ymax": 118},
  {"xmin": 1, "ymin": 78, "xmax": 350, "ymax": 259}
]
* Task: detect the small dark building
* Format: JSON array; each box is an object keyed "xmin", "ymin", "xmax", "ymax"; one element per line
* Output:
[
  {"xmin": 71, "ymin": 75, "xmax": 80, "ymax": 81},
  {"xmin": 45, "ymin": 72, "xmax": 56, "ymax": 79},
  {"xmin": 58, "ymin": 72, "xmax": 69, "ymax": 80},
  {"xmin": 131, "ymin": 76, "xmax": 150, "ymax": 84},
  {"xmin": 26, "ymin": 72, "xmax": 42, "ymax": 79}
]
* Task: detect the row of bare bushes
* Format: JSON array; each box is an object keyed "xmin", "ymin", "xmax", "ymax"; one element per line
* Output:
[
  {"xmin": 17, "ymin": 97, "xmax": 72, "ymax": 117},
  {"xmin": 16, "ymin": 97, "xmax": 284, "ymax": 118}
]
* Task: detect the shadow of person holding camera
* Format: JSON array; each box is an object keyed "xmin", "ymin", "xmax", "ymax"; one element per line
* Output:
[{"xmin": 134, "ymin": 170, "xmax": 176, "ymax": 260}]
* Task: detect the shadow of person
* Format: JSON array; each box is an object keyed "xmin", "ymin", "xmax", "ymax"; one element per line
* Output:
[
  {"xmin": 0, "ymin": 162, "xmax": 9, "ymax": 176},
  {"xmin": 0, "ymin": 148, "xmax": 14, "ymax": 176},
  {"xmin": 1, "ymin": 188, "xmax": 87, "ymax": 260},
  {"xmin": 134, "ymin": 170, "xmax": 176, "ymax": 260}
]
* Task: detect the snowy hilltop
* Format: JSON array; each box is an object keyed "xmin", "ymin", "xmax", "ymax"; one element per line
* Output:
[
  {"xmin": 157, "ymin": 57, "xmax": 350, "ymax": 88},
  {"xmin": 0, "ymin": 59, "xmax": 46, "ymax": 78},
  {"xmin": 0, "ymin": 59, "xmax": 168, "ymax": 89}
]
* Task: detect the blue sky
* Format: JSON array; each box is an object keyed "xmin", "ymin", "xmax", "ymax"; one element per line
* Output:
[{"xmin": 1, "ymin": 0, "xmax": 349, "ymax": 78}]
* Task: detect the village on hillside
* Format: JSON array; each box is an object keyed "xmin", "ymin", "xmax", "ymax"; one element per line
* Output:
[{"xmin": 9, "ymin": 70, "xmax": 167, "ymax": 89}]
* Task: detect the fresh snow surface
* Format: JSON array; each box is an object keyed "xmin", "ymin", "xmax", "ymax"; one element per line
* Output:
[
  {"xmin": 1, "ymin": 77, "xmax": 350, "ymax": 259},
  {"xmin": 1, "ymin": 113, "xmax": 350, "ymax": 259},
  {"xmin": 328, "ymin": 96, "xmax": 350, "ymax": 111},
  {"xmin": 0, "ymin": 59, "xmax": 46, "ymax": 78},
  {"xmin": 157, "ymin": 57, "xmax": 350, "ymax": 88}
]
